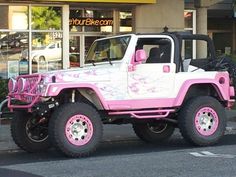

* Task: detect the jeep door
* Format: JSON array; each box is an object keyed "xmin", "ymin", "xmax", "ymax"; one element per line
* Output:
[{"xmin": 128, "ymin": 36, "xmax": 176, "ymax": 99}]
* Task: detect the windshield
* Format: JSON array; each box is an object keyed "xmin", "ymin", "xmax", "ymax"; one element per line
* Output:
[{"xmin": 85, "ymin": 35, "xmax": 131, "ymax": 64}]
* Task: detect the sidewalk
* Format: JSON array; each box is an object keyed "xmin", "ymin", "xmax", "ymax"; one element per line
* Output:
[{"xmin": 1, "ymin": 110, "xmax": 236, "ymax": 153}]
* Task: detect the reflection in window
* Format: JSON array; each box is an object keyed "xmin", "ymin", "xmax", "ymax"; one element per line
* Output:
[
  {"xmin": 70, "ymin": 9, "xmax": 114, "ymax": 33},
  {"xmin": 184, "ymin": 11, "xmax": 196, "ymax": 60},
  {"xmin": 0, "ymin": 5, "xmax": 28, "ymax": 30},
  {"xmin": 86, "ymin": 35, "xmax": 131, "ymax": 64},
  {"xmin": 0, "ymin": 5, "xmax": 63, "ymax": 77},
  {"xmin": 0, "ymin": 32, "xmax": 28, "ymax": 49},
  {"xmin": 85, "ymin": 10, "xmax": 113, "ymax": 32},
  {"xmin": 184, "ymin": 40, "xmax": 193, "ymax": 59},
  {"xmin": 0, "ymin": 32, "xmax": 29, "ymax": 78},
  {"xmin": 120, "ymin": 11, "xmax": 132, "ymax": 32},
  {"xmin": 70, "ymin": 9, "xmax": 83, "ymax": 32},
  {"xmin": 69, "ymin": 36, "xmax": 80, "ymax": 67},
  {"xmin": 29, "ymin": 32, "xmax": 62, "ymax": 73},
  {"xmin": 31, "ymin": 6, "xmax": 62, "ymax": 30},
  {"xmin": 184, "ymin": 11, "xmax": 193, "ymax": 29}
]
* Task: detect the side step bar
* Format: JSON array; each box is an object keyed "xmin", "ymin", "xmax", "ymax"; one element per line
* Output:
[{"xmin": 108, "ymin": 109, "xmax": 175, "ymax": 119}]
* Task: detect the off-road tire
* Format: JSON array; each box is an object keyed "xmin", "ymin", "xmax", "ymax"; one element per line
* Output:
[
  {"xmin": 49, "ymin": 102, "xmax": 103, "ymax": 158},
  {"xmin": 178, "ymin": 96, "xmax": 226, "ymax": 146},
  {"xmin": 133, "ymin": 122, "xmax": 175, "ymax": 143},
  {"xmin": 11, "ymin": 111, "xmax": 51, "ymax": 152}
]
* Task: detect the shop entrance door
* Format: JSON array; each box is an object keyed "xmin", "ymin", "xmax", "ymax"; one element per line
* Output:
[
  {"xmin": 69, "ymin": 34, "xmax": 104, "ymax": 67},
  {"xmin": 69, "ymin": 35, "xmax": 80, "ymax": 67}
]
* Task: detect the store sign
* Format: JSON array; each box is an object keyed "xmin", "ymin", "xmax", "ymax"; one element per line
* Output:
[
  {"xmin": 70, "ymin": 18, "xmax": 113, "ymax": 26},
  {"xmin": 25, "ymin": 0, "xmax": 156, "ymax": 3}
]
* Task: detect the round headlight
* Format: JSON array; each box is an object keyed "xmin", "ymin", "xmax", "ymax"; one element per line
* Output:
[
  {"xmin": 17, "ymin": 78, "xmax": 26, "ymax": 92},
  {"xmin": 8, "ymin": 78, "xmax": 17, "ymax": 93}
]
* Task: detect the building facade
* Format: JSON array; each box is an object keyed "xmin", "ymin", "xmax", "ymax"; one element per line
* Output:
[{"xmin": 0, "ymin": 0, "xmax": 235, "ymax": 79}]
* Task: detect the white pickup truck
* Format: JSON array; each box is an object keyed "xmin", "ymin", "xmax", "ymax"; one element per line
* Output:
[{"xmin": 21, "ymin": 41, "xmax": 61, "ymax": 63}]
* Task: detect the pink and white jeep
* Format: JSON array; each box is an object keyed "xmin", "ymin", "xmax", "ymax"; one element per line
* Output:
[{"xmin": 7, "ymin": 33, "xmax": 236, "ymax": 157}]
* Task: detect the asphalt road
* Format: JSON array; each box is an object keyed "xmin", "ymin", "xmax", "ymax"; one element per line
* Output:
[{"xmin": 1, "ymin": 125, "xmax": 236, "ymax": 177}]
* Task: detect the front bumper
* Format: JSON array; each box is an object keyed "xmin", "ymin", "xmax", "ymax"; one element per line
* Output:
[{"xmin": 8, "ymin": 74, "xmax": 43, "ymax": 112}]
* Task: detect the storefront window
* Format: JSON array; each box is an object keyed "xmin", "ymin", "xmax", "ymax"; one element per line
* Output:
[
  {"xmin": 0, "ymin": 6, "xmax": 28, "ymax": 30},
  {"xmin": 69, "ymin": 36, "xmax": 80, "ymax": 67},
  {"xmin": 31, "ymin": 6, "xmax": 62, "ymax": 30},
  {"xmin": 85, "ymin": 10, "xmax": 113, "ymax": 32},
  {"xmin": 0, "ymin": 5, "xmax": 63, "ymax": 78},
  {"xmin": 184, "ymin": 11, "xmax": 193, "ymax": 29},
  {"xmin": 31, "ymin": 32, "xmax": 62, "ymax": 73},
  {"xmin": 0, "ymin": 31, "xmax": 29, "ymax": 78},
  {"xmin": 184, "ymin": 10, "xmax": 196, "ymax": 59},
  {"xmin": 69, "ymin": 9, "xmax": 113, "ymax": 33},
  {"xmin": 70, "ymin": 9, "xmax": 83, "ymax": 32},
  {"xmin": 120, "ymin": 11, "xmax": 132, "ymax": 32}
]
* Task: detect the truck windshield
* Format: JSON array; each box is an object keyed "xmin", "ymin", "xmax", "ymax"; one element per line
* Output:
[{"xmin": 85, "ymin": 35, "xmax": 131, "ymax": 64}]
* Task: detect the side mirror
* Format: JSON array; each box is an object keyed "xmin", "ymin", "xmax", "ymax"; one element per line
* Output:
[{"xmin": 135, "ymin": 49, "xmax": 147, "ymax": 62}]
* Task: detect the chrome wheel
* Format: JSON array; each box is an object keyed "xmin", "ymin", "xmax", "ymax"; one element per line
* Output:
[{"xmin": 195, "ymin": 107, "xmax": 219, "ymax": 136}]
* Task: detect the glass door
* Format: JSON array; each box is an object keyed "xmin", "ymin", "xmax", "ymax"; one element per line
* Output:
[{"xmin": 69, "ymin": 35, "xmax": 80, "ymax": 67}]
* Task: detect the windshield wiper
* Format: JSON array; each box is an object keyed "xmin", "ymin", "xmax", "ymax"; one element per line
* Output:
[
  {"xmin": 107, "ymin": 58, "xmax": 113, "ymax": 65},
  {"xmin": 106, "ymin": 51, "xmax": 113, "ymax": 65},
  {"xmin": 91, "ymin": 60, "xmax": 96, "ymax": 66},
  {"xmin": 102, "ymin": 58, "xmax": 113, "ymax": 65},
  {"xmin": 86, "ymin": 60, "xmax": 96, "ymax": 66}
]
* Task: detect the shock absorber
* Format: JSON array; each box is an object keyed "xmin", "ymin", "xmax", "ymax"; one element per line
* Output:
[{"xmin": 71, "ymin": 89, "xmax": 76, "ymax": 103}]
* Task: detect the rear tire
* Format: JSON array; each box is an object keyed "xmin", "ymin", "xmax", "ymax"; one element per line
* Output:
[
  {"xmin": 11, "ymin": 111, "xmax": 51, "ymax": 152},
  {"xmin": 49, "ymin": 102, "xmax": 103, "ymax": 158},
  {"xmin": 133, "ymin": 121, "xmax": 175, "ymax": 143},
  {"xmin": 178, "ymin": 96, "xmax": 226, "ymax": 146}
]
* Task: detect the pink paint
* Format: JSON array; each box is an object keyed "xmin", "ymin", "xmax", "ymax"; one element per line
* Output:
[
  {"xmin": 8, "ymin": 74, "xmax": 43, "ymax": 111},
  {"xmin": 194, "ymin": 107, "xmax": 219, "ymax": 136},
  {"xmin": 46, "ymin": 83, "xmax": 110, "ymax": 110},
  {"xmin": 214, "ymin": 72, "xmax": 231, "ymax": 99},
  {"xmin": 109, "ymin": 109, "xmax": 175, "ymax": 119},
  {"xmin": 129, "ymin": 50, "xmax": 147, "ymax": 72},
  {"xmin": 229, "ymin": 86, "xmax": 235, "ymax": 97},
  {"xmin": 84, "ymin": 70, "xmax": 97, "ymax": 76},
  {"xmin": 8, "ymin": 78, "xmax": 17, "ymax": 93},
  {"xmin": 174, "ymin": 73, "xmax": 232, "ymax": 107},
  {"xmin": 65, "ymin": 114, "xmax": 93, "ymax": 146},
  {"xmin": 107, "ymin": 99, "xmax": 175, "ymax": 110},
  {"xmin": 163, "ymin": 65, "xmax": 170, "ymax": 73},
  {"xmin": 8, "ymin": 95, "xmax": 40, "ymax": 112},
  {"xmin": 128, "ymin": 65, "xmax": 136, "ymax": 72},
  {"xmin": 17, "ymin": 78, "xmax": 27, "ymax": 92},
  {"xmin": 8, "ymin": 71, "xmax": 234, "ymax": 114},
  {"xmin": 46, "ymin": 74, "xmax": 233, "ymax": 111},
  {"xmin": 135, "ymin": 49, "xmax": 147, "ymax": 62}
]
